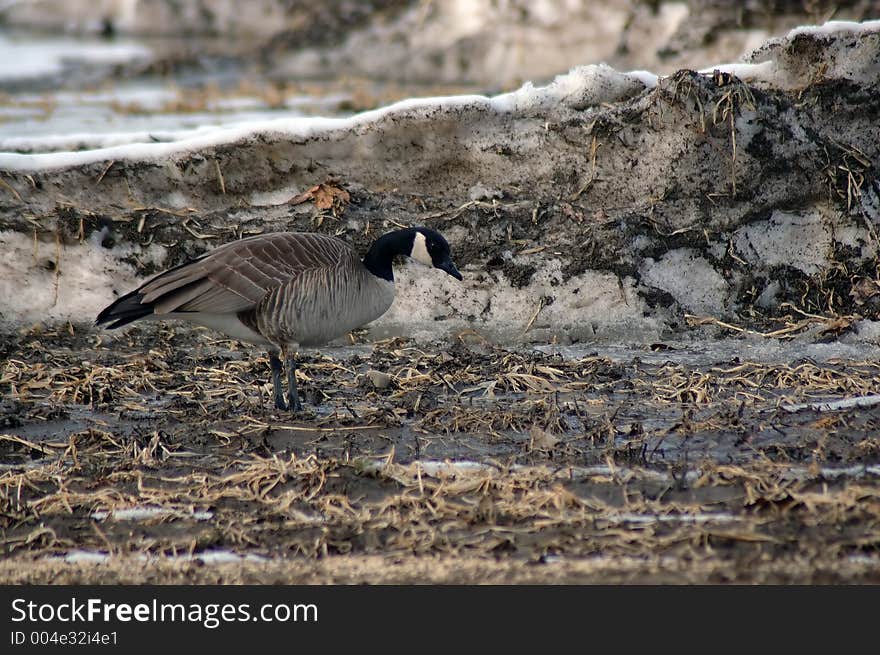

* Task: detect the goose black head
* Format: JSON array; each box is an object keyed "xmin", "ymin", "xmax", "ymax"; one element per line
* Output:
[{"xmin": 409, "ymin": 227, "xmax": 463, "ymax": 280}]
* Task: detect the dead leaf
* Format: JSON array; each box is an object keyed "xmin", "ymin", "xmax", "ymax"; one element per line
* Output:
[
  {"xmin": 850, "ymin": 277, "xmax": 880, "ymax": 305},
  {"xmin": 313, "ymin": 183, "xmax": 350, "ymax": 210},
  {"xmin": 818, "ymin": 316, "xmax": 854, "ymax": 336},
  {"xmin": 290, "ymin": 183, "xmax": 350, "ymax": 213}
]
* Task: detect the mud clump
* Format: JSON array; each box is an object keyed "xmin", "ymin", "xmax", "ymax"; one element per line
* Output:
[{"xmin": 486, "ymin": 254, "xmax": 536, "ymax": 288}]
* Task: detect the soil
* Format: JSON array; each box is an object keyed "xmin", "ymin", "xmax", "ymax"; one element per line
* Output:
[{"xmin": 2, "ymin": 324, "xmax": 879, "ymax": 583}]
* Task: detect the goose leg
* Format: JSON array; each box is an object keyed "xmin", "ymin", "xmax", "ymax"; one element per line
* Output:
[
  {"xmin": 285, "ymin": 352, "xmax": 303, "ymax": 412},
  {"xmin": 269, "ymin": 352, "xmax": 287, "ymax": 410}
]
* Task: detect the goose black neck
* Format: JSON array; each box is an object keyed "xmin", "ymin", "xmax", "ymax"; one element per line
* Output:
[{"xmin": 362, "ymin": 229, "xmax": 415, "ymax": 282}]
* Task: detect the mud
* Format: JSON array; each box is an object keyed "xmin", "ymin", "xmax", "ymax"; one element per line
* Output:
[{"xmin": 2, "ymin": 325, "xmax": 879, "ymax": 583}]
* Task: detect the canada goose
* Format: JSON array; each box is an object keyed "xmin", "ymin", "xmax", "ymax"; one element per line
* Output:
[{"xmin": 96, "ymin": 227, "xmax": 462, "ymax": 411}]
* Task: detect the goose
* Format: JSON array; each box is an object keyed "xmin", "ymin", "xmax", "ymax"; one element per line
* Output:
[{"xmin": 96, "ymin": 226, "xmax": 462, "ymax": 411}]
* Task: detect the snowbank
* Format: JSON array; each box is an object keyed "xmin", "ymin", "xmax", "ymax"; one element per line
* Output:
[{"xmin": 1, "ymin": 20, "xmax": 879, "ymax": 347}]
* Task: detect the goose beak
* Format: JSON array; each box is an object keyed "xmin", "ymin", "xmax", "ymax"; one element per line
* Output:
[{"xmin": 438, "ymin": 258, "xmax": 463, "ymax": 280}]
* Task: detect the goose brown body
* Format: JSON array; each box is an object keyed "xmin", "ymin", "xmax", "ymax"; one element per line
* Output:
[
  {"xmin": 96, "ymin": 226, "xmax": 461, "ymax": 412},
  {"xmin": 97, "ymin": 232, "xmax": 395, "ymax": 350}
]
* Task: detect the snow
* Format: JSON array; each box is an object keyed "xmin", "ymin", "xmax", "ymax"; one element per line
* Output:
[
  {"xmin": 492, "ymin": 65, "xmax": 653, "ymax": 112},
  {"xmin": 604, "ymin": 512, "xmax": 739, "ymax": 525},
  {"xmin": 782, "ymin": 395, "xmax": 880, "ymax": 413},
  {"xmin": 697, "ymin": 60, "xmax": 775, "ymax": 83},
  {"xmin": 0, "ymin": 64, "xmax": 652, "ymax": 170},
  {"xmin": 787, "ymin": 19, "xmax": 880, "ymax": 38},
  {"xmin": 732, "ymin": 209, "xmax": 833, "ymax": 277},
  {"xmin": 0, "ymin": 126, "xmax": 220, "ymax": 153},
  {"xmin": 1, "ymin": 19, "xmax": 875, "ymax": 168},
  {"xmin": 0, "ymin": 220, "xmax": 656, "ymax": 343},
  {"xmin": 249, "ymin": 185, "xmax": 303, "ymax": 207},
  {"xmin": 2, "ymin": 18, "xmax": 879, "ymax": 344},
  {"xmin": 4, "ymin": 19, "xmax": 871, "ymax": 164},
  {"xmin": 626, "ymin": 70, "xmax": 659, "ymax": 89},
  {"xmin": 91, "ymin": 506, "xmax": 214, "ymax": 521},
  {"xmin": 0, "ymin": 86, "xmax": 351, "ymax": 148},
  {"xmin": 740, "ymin": 18, "xmax": 880, "ymax": 90},
  {"xmin": 691, "ymin": 19, "xmax": 880, "ymax": 89},
  {"xmin": 0, "ymin": 61, "xmax": 660, "ymax": 338},
  {"xmin": 639, "ymin": 249, "xmax": 729, "ymax": 315},
  {"xmin": 61, "ymin": 550, "xmax": 268, "ymax": 564},
  {"xmin": 0, "ymin": 229, "xmax": 166, "ymax": 327},
  {"xmin": 0, "ymin": 33, "xmax": 150, "ymax": 81},
  {"xmin": 536, "ymin": 339, "xmax": 880, "ymax": 367},
  {"xmin": 63, "ymin": 550, "xmax": 111, "ymax": 564},
  {"xmin": 369, "ymin": 256, "xmax": 660, "ymax": 345},
  {"xmin": 354, "ymin": 459, "xmax": 499, "ymax": 477},
  {"xmin": 0, "ymin": 117, "xmax": 333, "ymax": 170},
  {"xmin": 730, "ymin": 207, "xmax": 875, "ymax": 287}
]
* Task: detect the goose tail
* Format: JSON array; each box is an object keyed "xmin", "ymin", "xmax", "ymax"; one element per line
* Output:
[{"xmin": 95, "ymin": 289, "xmax": 154, "ymax": 329}]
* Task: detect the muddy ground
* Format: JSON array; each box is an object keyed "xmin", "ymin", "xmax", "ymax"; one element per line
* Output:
[{"xmin": 1, "ymin": 324, "xmax": 879, "ymax": 583}]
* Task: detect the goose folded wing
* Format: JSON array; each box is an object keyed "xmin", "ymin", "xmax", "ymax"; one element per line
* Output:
[{"xmin": 140, "ymin": 233, "xmax": 354, "ymax": 315}]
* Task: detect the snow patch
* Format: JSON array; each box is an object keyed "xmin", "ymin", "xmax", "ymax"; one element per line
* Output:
[
  {"xmin": 249, "ymin": 185, "xmax": 305, "ymax": 207},
  {"xmin": 0, "ymin": 230, "xmax": 166, "ymax": 328},
  {"xmin": 787, "ymin": 19, "xmax": 880, "ymax": 38},
  {"xmin": 733, "ymin": 209, "xmax": 832, "ymax": 276},
  {"xmin": 0, "ymin": 65, "xmax": 651, "ymax": 172},
  {"xmin": 63, "ymin": 550, "xmax": 111, "ymax": 564},
  {"xmin": 492, "ymin": 65, "xmax": 652, "ymax": 113},
  {"xmin": 698, "ymin": 61, "xmax": 776, "ymax": 83},
  {"xmin": 743, "ymin": 19, "xmax": 880, "ymax": 90},
  {"xmin": 698, "ymin": 60, "xmax": 775, "ymax": 83},
  {"xmin": 369, "ymin": 257, "xmax": 659, "ymax": 344},
  {"xmin": 60, "ymin": 550, "xmax": 268, "ymax": 565},
  {"xmin": 604, "ymin": 512, "xmax": 739, "ymax": 525},
  {"xmin": 640, "ymin": 249, "xmax": 729, "ymax": 314},
  {"xmin": 0, "ymin": 33, "xmax": 150, "ymax": 82},
  {"xmin": 782, "ymin": 395, "xmax": 880, "ymax": 413},
  {"xmin": 91, "ymin": 506, "xmax": 213, "ymax": 521}
]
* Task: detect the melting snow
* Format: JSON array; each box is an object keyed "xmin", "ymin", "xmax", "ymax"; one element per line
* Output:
[
  {"xmin": 91, "ymin": 506, "xmax": 214, "ymax": 521},
  {"xmin": 0, "ymin": 64, "xmax": 652, "ymax": 171}
]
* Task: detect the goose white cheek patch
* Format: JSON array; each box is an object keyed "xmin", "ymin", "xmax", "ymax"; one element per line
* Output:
[{"xmin": 410, "ymin": 231, "xmax": 433, "ymax": 266}]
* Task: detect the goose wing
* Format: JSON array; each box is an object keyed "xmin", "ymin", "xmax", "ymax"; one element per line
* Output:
[
  {"xmin": 146, "ymin": 232, "xmax": 355, "ymax": 314},
  {"xmin": 97, "ymin": 233, "xmax": 357, "ymax": 328}
]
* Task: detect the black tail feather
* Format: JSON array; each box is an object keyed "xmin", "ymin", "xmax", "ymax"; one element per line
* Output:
[
  {"xmin": 96, "ymin": 250, "xmax": 212, "ymax": 330},
  {"xmin": 95, "ymin": 289, "xmax": 153, "ymax": 329}
]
